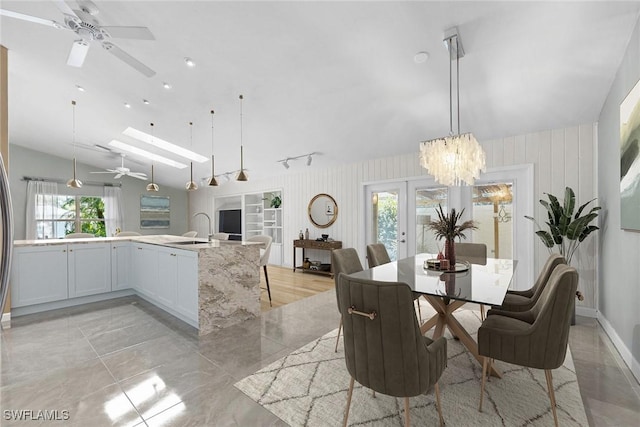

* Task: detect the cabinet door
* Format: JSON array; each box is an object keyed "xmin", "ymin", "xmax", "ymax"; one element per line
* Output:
[
  {"xmin": 156, "ymin": 247, "xmax": 178, "ymax": 308},
  {"xmin": 11, "ymin": 245, "xmax": 68, "ymax": 307},
  {"xmin": 68, "ymin": 243, "xmax": 112, "ymax": 298},
  {"xmin": 132, "ymin": 244, "xmax": 158, "ymax": 298},
  {"xmin": 175, "ymin": 250, "xmax": 198, "ymax": 323},
  {"xmin": 111, "ymin": 242, "xmax": 130, "ymax": 291}
]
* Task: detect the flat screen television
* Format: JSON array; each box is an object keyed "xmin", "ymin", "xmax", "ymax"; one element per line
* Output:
[{"xmin": 219, "ymin": 209, "xmax": 242, "ymax": 235}]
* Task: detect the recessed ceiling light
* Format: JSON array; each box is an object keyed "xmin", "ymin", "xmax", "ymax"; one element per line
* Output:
[
  {"xmin": 162, "ymin": 82, "xmax": 172, "ymax": 89},
  {"xmin": 122, "ymin": 127, "xmax": 208, "ymax": 163},
  {"xmin": 108, "ymin": 140, "xmax": 188, "ymax": 169},
  {"xmin": 184, "ymin": 57, "xmax": 195, "ymax": 67},
  {"xmin": 76, "ymin": 85, "xmax": 85, "ymax": 92},
  {"xmin": 143, "ymin": 99, "xmax": 150, "ymax": 105},
  {"xmin": 124, "ymin": 102, "xmax": 131, "ymax": 109},
  {"xmin": 414, "ymin": 51, "xmax": 430, "ymax": 63}
]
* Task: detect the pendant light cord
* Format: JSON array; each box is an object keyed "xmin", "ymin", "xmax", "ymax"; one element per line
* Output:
[
  {"xmin": 448, "ymin": 42, "xmax": 453, "ymax": 137},
  {"xmin": 456, "ymin": 35, "xmax": 460, "ymax": 136},
  {"xmin": 71, "ymin": 100, "xmax": 76, "ymax": 157}
]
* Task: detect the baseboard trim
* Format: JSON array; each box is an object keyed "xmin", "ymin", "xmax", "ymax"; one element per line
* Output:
[
  {"xmin": 598, "ymin": 313, "xmax": 640, "ymax": 385},
  {"xmin": 11, "ymin": 290, "xmax": 135, "ymax": 317},
  {"xmin": 576, "ymin": 306, "xmax": 597, "ymax": 318},
  {"xmin": 1, "ymin": 312, "xmax": 10, "ymax": 323}
]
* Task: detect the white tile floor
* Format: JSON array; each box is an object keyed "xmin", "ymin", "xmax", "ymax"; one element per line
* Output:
[{"xmin": 0, "ymin": 292, "xmax": 638, "ymax": 426}]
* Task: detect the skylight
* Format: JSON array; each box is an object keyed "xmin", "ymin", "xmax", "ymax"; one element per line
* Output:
[
  {"xmin": 122, "ymin": 127, "xmax": 208, "ymax": 163},
  {"xmin": 108, "ymin": 140, "xmax": 188, "ymax": 169}
]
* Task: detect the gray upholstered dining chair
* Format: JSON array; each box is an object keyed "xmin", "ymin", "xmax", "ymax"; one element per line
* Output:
[
  {"xmin": 366, "ymin": 243, "xmax": 391, "ymax": 267},
  {"xmin": 247, "ymin": 235, "xmax": 273, "ymax": 306},
  {"xmin": 478, "ymin": 264, "xmax": 578, "ymax": 427},
  {"xmin": 331, "ymin": 248, "xmax": 364, "ymax": 352},
  {"xmin": 366, "ymin": 243, "xmax": 424, "ymax": 322},
  {"xmin": 455, "ymin": 242, "xmax": 488, "ymax": 319},
  {"xmin": 64, "ymin": 232, "xmax": 95, "ymax": 238},
  {"xmin": 491, "ymin": 253, "xmax": 566, "ymax": 313},
  {"xmin": 338, "ymin": 273, "xmax": 447, "ymax": 427},
  {"xmin": 212, "ymin": 232, "xmax": 229, "ymax": 240}
]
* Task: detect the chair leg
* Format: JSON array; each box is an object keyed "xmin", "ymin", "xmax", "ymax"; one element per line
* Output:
[
  {"xmin": 343, "ymin": 377, "xmax": 355, "ymax": 427},
  {"xmin": 416, "ymin": 300, "xmax": 422, "ymax": 323},
  {"xmin": 404, "ymin": 396, "xmax": 410, "ymax": 427},
  {"xmin": 335, "ymin": 318, "xmax": 343, "ymax": 353},
  {"xmin": 263, "ymin": 265, "xmax": 272, "ymax": 307},
  {"xmin": 480, "ymin": 304, "xmax": 485, "ymax": 321},
  {"xmin": 545, "ymin": 369, "xmax": 559, "ymax": 427},
  {"xmin": 372, "ymin": 390, "xmax": 376, "ymax": 398},
  {"xmin": 479, "ymin": 356, "xmax": 488, "ymax": 412},
  {"xmin": 434, "ymin": 382, "xmax": 444, "ymax": 426}
]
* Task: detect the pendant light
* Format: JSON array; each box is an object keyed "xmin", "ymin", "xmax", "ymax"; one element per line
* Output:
[
  {"xmin": 207, "ymin": 109, "xmax": 219, "ymax": 186},
  {"xmin": 419, "ymin": 28, "xmax": 485, "ymax": 186},
  {"xmin": 236, "ymin": 94, "xmax": 248, "ymax": 181},
  {"xmin": 66, "ymin": 100, "xmax": 82, "ymax": 188},
  {"xmin": 146, "ymin": 123, "xmax": 159, "ymax": 192},
  {"xmin": 185, "ymin": 122, "xmax": 198, "ymax": 191}
]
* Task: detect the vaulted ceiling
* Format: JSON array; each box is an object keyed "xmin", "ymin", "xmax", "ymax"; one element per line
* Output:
[{"xmin": 2, "ymin": 1, "xmax": 639, "ymax": 188}]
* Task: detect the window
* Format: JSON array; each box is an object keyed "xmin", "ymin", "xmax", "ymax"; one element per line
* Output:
[{"xmin": 35, "ymin": 195, "xmax": 106, "ymax": 238}]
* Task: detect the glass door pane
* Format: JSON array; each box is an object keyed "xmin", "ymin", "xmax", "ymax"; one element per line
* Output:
[
  {"xmin": 415, "ymin": 187, "xmax": 448, "ymax": 255},
  {"xmin": 366, "ymin": 183, "xmax": 407, "ymax": 262},
  {"xmin": 472, "ymin": 183, "xmax": 513, "ymax": 259}
]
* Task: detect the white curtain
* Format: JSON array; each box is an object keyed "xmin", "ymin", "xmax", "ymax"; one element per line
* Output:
[
  {"xmin": 26, "ymin": 181, "xmax": 58, "ymax": 240},
  {"xmin": 104, "ymin": 186, "xmax": 124, "ymax": 237}
]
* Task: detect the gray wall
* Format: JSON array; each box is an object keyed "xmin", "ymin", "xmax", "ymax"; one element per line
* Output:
[
  {"xmin": 9, "ymin": 145, "xmax": 188, "ymax": 239},
  {"xmin": 597, "ymin": 16, "xmax": 640, "ymax": 379}
]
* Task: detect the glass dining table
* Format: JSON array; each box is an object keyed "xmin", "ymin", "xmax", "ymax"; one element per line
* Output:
[{"xmin": 349, "ymin": 253, "xmax": 517, "ymax": 378}]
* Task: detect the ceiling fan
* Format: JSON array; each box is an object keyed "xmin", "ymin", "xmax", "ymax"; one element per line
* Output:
[
  {"xmin": 90, "ymin": 154, "xmax": 147, "ymax": 180},
  {"xmin": 0, "ymin": 0, "xmax": 156, "ymax": 77}
]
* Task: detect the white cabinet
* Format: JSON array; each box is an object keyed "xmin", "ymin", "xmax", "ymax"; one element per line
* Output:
[
  {"xmin": 68, "ymin": 243, "xmax": 112, "ymax": 298},
  {"xmin": 175, "ymin": 250, "xmax": 198, "ymax": 321},
  {"xmin": 11, "ymin": 245, "xmax": 68, "ymax": 307},
  {"xmin": 111, "ymin": 242, "xmax": 130, "ymax": 291},
  {"xmin": 131, "ymin": 243, "xmax": 159, "ymax": 298}
]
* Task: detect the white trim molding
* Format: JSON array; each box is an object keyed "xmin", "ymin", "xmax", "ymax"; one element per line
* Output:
[{"xmin": 598, "ymin": 313, "xmax": 640, "ymax": 384}]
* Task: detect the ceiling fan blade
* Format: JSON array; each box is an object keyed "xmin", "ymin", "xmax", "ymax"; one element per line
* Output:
[
  {"xmin": 127, "ymin": 173, "xmax": 148, "ymax": 180},
  {"xmin": 101, "ymin": 26, "xmax": 154, "ymax": 40},
  {"xmin": 0, "ymin": 9, "xmax": 64, "ymax": 28},
  {"xmin": 101, "ymin": 42, "xmax": 155, "ymax": 77},
  {"xmin": 90, "ymin": 171, "xmax": 116, "ymax": 174},
  {"xmin": 67, "ymin": 40, "xmax": 90, "ymax": 67},
  {"xmin": 113, "ymin": 174, "xmax": 124, "ymax": 179},
  {"xmin": 52, "ymin": 0, "xmax": 79, "ymax": 19}
]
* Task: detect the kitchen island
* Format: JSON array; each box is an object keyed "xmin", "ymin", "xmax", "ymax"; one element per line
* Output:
[{"xmin": 11, "ymin": 235, "xmax": 261, "ymax": 335}]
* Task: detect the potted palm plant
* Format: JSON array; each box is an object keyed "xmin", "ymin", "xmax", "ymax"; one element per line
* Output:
[
  {"xmin": 525, "ymin": 187, "xmax": 600, "ymax": 265},
  {"xmin": 428, "ymin": 205, "xmax": 477, "ymax": 267}
]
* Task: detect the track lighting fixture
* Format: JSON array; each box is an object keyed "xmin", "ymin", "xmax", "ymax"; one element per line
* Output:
[{"xmin": 277, "ymin": 152, "xmax": 319, "ymax": 169}]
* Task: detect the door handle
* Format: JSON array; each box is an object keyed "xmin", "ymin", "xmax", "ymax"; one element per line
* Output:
[{"xmin": 399, "ymin": 239, "xmax": 406, "ymax": 243}]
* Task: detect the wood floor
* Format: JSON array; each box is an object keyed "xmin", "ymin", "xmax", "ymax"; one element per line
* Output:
[{"xmin": 259, "ymin": 265, "xmax": 335, "ymax": 311}]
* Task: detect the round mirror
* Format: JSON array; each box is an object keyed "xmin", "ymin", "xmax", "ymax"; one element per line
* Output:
[{"xmin": 308, "ymin": 193, "xmax": 338, "ymax": 228}]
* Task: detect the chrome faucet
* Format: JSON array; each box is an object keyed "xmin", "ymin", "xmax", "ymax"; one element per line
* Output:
[{"xmin": 193, "ymin": 212, "xmax": 212, "ymax": 242}]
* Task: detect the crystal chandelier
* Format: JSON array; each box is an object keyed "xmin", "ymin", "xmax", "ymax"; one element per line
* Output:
[{"xmin": 419, "ymin": 28, "xmax": 485, "ymax": 186}]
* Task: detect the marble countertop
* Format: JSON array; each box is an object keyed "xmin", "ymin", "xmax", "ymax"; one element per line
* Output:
[{"xmin": 14, "ymin": 235, "xmax": 262, "ymax": 252}]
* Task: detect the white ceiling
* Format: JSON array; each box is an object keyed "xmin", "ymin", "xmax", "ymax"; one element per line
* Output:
[{"xmin": 2, "ymin": 1, "xmax": 639, "ymax": 188}]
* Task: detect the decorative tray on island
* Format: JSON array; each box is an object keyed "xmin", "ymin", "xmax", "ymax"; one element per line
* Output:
[{"xmin": 423, "ymin": 259, "xmax": 469, "ymax": 273}]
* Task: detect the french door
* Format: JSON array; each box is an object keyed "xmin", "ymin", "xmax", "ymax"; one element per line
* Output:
[{"xmin": 364, "ymin": 165, "xmax": 533, "ymax": 289}]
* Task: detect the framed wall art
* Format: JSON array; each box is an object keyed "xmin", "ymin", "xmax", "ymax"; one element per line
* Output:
[{"xmin": 140, "ymin": 195, "xmax": 170, "ymax": 229}]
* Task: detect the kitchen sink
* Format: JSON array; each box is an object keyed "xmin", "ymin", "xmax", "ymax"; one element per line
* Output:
[{"xmin": 170, "ymin": 240, "xmax": 209, "ymax": 245}]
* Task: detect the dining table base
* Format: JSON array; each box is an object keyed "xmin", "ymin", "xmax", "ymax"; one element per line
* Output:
[{"xmin": 420, "ymin": 295, "xmax": 502, "ymax": 378}]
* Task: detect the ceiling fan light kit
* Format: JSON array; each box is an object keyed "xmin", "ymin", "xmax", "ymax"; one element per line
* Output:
[
  {"xmin": 419, "ymin": 27, "xmax": 486, "ymax": 186},
  {"xmin": 0, "ymin": 0, "xmax": 156, "ymax": 76}
]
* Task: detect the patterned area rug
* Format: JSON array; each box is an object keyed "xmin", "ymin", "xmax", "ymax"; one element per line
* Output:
[{"xmin": 235, "ymin": 309, "xmax": 588, "ymax": 426}]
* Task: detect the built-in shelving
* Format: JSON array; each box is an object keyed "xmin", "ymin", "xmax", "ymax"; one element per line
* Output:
[{"xmin": 241, "ymin": 190, "xmax": 283, "ymax": 265}]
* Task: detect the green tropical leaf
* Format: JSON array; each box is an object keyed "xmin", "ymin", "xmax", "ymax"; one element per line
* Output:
[
  {"xmin": 535, "ymin": 230, "xmax": 555, "ymax": 248},
  {"xmin": 549, "ymin": 223, "xmax": 563, "ymax": 245},
  {"xmin": 546, "ymin": 193, "xmax": 562, "ymax": 224},
  {"xmin": 563, "ymin": 187, "xmax": 575, "ymax": 217},
  {"xmin": 567, "ymin": 213, "xmax": 597, "ymax": 240},
  {"xmin": 579, "ymin": 225, "xmax": 599, "ymax": 242},
  {"xmin": 574, "ymin": 198, "xmax": 596, "ymax": 220}
]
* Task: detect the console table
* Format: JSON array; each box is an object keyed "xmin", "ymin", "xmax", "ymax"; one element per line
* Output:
[{"xmin": 293, "ymin": 239, "xmax": 342, "ymax": 277}]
